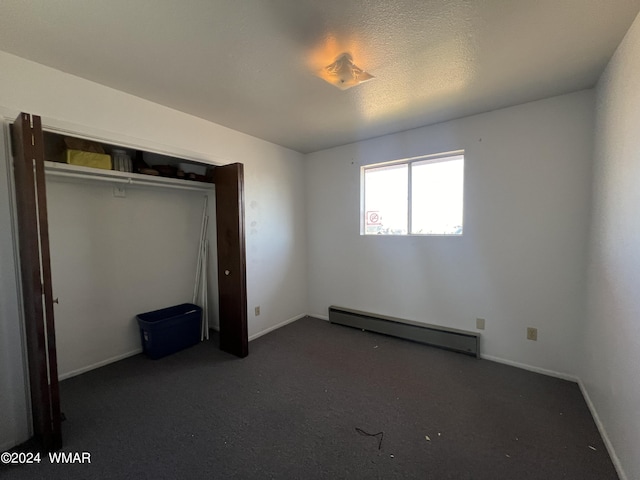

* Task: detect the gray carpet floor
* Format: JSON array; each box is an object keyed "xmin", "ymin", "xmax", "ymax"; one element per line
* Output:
[{"xmin": 2, "ymin": 316, "xmax": 617, "ymax": 479}]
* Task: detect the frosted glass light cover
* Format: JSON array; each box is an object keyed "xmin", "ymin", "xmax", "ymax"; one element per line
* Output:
[{"xmin": 318, "ymin": 53, "xmax": 374, "ymax": 90}]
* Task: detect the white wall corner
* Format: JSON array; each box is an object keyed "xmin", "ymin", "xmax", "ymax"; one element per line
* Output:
[
  {"xmin": 248, "ymin": 313, "xmax": 307, "ymax": 342},
  {"xmin": 578, "ymin": 380, "xmax": 628, "ymax": 480}
]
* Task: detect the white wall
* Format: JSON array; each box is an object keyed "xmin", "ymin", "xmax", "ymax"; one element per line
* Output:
[
  {"xmin": 0, "ymin": 50, "xmax": 308, "ymax": 449},
  {"xmin": 306, "ymin": 90, "xmax": 594, "ymax": 377},
  {"xmin": 582, "ymin": 12, "xmax": 640, "ymax": 480}
]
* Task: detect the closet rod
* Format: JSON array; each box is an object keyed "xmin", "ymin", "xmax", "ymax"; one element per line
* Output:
[{"xmin": 45, "ymin": 169, "xmax": 213, "ymax": 192}]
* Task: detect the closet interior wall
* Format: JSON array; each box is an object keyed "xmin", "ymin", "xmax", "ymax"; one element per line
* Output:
[{"xmin": 45, "ymin": 162, "xmax": 218, "ymax": 379}]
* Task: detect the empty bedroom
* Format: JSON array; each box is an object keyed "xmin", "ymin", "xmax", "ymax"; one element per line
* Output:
[{"xmin": 1, "ymin": 1, "xmax": 639, "ymax": 479}]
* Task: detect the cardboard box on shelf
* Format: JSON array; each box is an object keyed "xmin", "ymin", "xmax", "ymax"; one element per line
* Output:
[
  {"xmin": 63, "ymin": 149, "xmax": 112, "ymax": 170},
  {"xmin": 61, "ymin": 136, "xmax": 112, "ymax": 170}
]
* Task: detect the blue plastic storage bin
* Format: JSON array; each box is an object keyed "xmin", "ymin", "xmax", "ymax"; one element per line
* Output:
[{"xmin": 137, "ymin": 303, "xmax": 202, "ymax": 359}]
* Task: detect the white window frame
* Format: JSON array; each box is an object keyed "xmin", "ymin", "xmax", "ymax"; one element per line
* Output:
[{"xmin": 360, "ymin": 150, "xmax": 465, "ymax": 236}]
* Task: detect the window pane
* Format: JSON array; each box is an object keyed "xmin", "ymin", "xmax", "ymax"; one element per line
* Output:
[
  {"xmin": 364, "ymin": 164, "xmax": 408, "ymax": 235},
  {"xmin": 411, "ymin": 156, "xmax": 463, "ymax": 235}
]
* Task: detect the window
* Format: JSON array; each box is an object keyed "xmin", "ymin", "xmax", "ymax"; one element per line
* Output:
[{"xmin": 361, "ymin": 152, "xmax": 464, "ymax": 235}]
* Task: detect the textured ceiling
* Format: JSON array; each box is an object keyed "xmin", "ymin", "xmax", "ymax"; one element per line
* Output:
[{"xmin": 1, "ymin": 0, "xmax": 639, "ymax": 153}]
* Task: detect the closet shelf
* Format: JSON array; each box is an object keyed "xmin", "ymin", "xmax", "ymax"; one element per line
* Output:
[{"xmin": 44, "ymin": 161, "xmax": 214, "ymax": 192}]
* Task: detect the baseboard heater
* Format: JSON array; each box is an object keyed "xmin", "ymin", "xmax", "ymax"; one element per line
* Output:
[{"xmin": 328, "ymin": 306, "xmax": 480, "ymax": 357}]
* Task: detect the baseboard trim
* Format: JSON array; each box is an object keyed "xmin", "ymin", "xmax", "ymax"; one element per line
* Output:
[
  {"xmin": 59, "ymin": 314, "xmax": 310, "ymax": 379},
  {"xmin": 480, "ymin": 354, "xmax": 578, "ymax": 383},
  {"xmin": 1, "ymin": 437, "xmax": 28, "ymax": 453},
  {"xmin": 479, "ymin": 356, "xmax": 627, "ymax": 477},
  {"xmin": 248, "ymin": 313, "xmax": 307, "ymax": 341},
  {"xmin": 58, "ymin": 348, "xmax": 142, "ymax": 381},
  {"xmin": 578, "ymin": 380, "xmax": 627, "ymax": 480},
  {"xmin": 314, "ymin": 313, "xmax": 577, "ymax": 381}
]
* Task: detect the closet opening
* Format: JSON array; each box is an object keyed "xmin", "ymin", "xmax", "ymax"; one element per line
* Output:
[{"xmin": 10, "ymin": 112, "xmax": 247, "ymax": 452}]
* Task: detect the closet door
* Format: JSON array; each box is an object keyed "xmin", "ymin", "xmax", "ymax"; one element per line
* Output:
[
  {"xmin": 214, "ymin": 162, "xmax": 248, "ymax": 357},
  {"xmin": 11, "ymin": 112, "xmax": 62, "ymax": 450}
]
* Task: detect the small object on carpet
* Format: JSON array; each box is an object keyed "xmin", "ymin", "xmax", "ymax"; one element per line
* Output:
[{"xmin": 355, "ymin": 427, "xmax": 384, "ymax": 450}]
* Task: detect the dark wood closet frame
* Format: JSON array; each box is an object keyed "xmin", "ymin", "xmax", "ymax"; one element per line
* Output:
[{"xmin": 10, "ymin": 112, "xmax": 248, "ymax": 451}]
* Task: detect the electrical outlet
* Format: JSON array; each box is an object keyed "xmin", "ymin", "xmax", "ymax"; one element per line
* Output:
[
  {"xmin": 476, "ymin": 318, "xmax": 485, "ymax": 330},
  {"xmin": 527, "ymin": 327, "xmax": 538, "ymax": 341},
  {"xmin": 255, "ymin": 306, "xmax": 260, "ymax": 316},
  {"xmin": 113, "ymin": 185, "xmax": 126, "ymax": 198}
]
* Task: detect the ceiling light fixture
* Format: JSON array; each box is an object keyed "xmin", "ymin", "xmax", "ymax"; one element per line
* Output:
[{"xmin": 317, "ymin": 53, "xmax": 374, "ymax": 90}]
